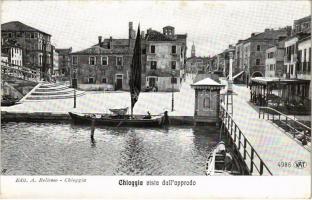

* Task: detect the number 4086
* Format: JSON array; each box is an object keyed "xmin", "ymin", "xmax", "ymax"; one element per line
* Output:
[{"xmin": 278, "ymin": 161, "xmax": 291, "ymax": 168}]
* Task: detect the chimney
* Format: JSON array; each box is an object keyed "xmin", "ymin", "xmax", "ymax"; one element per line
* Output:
[
  {"xmin": 264, "ymin": 28, "xmax": 270, "ymax": 32},
  {"xmin": 129, "ymin": 22, "xmax": 133, "ymax": 39},
  {"xmin": 109, "ymin": 36, "xmax": 113, "ymax": 49},
  {"xmin": 98, "ymin": 36, "xmax": 102, "ymax": 46}
]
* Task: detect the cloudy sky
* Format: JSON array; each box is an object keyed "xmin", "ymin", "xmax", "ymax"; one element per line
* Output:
[{"xmin": 1, "ymin": 1, "xmax": 310, "ymax": 57}]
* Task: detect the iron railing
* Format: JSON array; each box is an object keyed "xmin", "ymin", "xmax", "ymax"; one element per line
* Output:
[
  {"xmin": 220, "ymin": 105, "xmax": 273, "ymax": 175},
  {"xmin": 259, "ymin": 107, "xmax": 311, "ymax": 150}
]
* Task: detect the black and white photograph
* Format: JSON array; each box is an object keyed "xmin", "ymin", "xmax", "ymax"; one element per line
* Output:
[{"xmin": 0, "ymin": 0, "xmax": 311, "ymax": 198}]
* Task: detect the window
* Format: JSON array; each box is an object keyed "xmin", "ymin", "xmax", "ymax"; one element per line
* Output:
[
  {"xmin": 172, "ymin": 46, "xmax": 176, "ymax": 54},
  {"xmin": 151, "ymin": 61, "xmax": 157, "ymax": 70},
  {"xmin": 102, "ymin": 78, "xmax": 107, "ymax": 83},
  {"xmin": 89, "ymin": 56, "xmax": 96, "ymax": 65},
  {"xmin": 142, "ymin": 49, "xmax": 146, "ymax": 54},
  {"xmin": 256, "ymin": 45, "xmax": 261, "ymax": 51},
  {"xmin": 16, "ymin": 32, "xmax": 22, "ymax": 37},
  {"xmin": 203, "ymin": 97, "xmax": 210, "ymax": 109},
  {"xmin": 116, "ymin": 57, "xmax": 123, "ymax": 66},
  {"xmin": 8, "ymin": 32, "xmax": 12, "ymax": 38},
  {"xmin": 171, "ymin": 77, "xmax": 177, "ymax": 84},
  {"xmin": 309, "ymin": 48, "xmax": 311, "ymax": 63},
  {"xmin": 150, "ymin": 45, "xmax": 155, "ymax": 53},
  {"xmin": 61, "ymin": 69, "xmax": 65, "ymax": 75},
  {"xmin": 31, "ymin": 33, "xmax": 35, "ymax": 38},
  {"xmin": 256, "ymin": 59, "xmax": 260, "ymax": 65},
  {"xmin": 101, "ymin": 56, "xmax": 108, "ymax": 66},
  {"xmin": 72, "ymin": 56, "xmax": 78, "ymax": 65},
  {"xmin": 171, "ymin": 61, "xmax": 176, "ymax": 70},
  {"xmin": 88, "ymin": 77, "xmax": 95, "ymax": 84},
  {"xmin": 304, "ymin": 49, "xmax": 307, "ymax": 62}
]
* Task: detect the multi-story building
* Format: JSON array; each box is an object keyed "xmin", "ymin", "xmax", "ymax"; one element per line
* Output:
[
  {"xmin": 243, "ymin": 27, "xmax": 290, "ymax": 81},
  {"xmin": 144, "ymin": 26, "xmax": 187, "ymax": 91},
  {"xmin": 297, "ymin": 35, "xmax": 311, "ymax": 99},
  {"xmin": 1, "ymin": 21, "xmax": 52, "ymax": 79},
  {"xmin": 265, "ymin": 39, "xmax": 285, "ymax": 77},
  {"xmin": 52, "ymin": 46, "xmax": 59, "ymax": 78},
  {"xmin": 186, "ymin": 56, "xmax": 210, "ymax": 73},
  {"xmin": 56, "ymin": 48, "xmax": 72, "ymax": 80},
  {"xmin": 1, "ymin": 40, "xmax": 23, "ymax": 66},
  {"xmin": 284, "ymin": 15, "xmax": 311, "ymax": 79},
  {"xmin": 70, "ymin": 22, "xmax": 137, "ymax": 91}
]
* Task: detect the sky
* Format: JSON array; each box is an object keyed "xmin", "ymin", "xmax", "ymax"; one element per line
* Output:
[{"xmin": 1, "ymin": 1, "xmax": 310, "ymax": 57}]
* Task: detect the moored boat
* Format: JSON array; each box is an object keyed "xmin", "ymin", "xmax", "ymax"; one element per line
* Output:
[
  {"xmin": 206, "ymin": 141, "xmax": 242, "ymax": 176},
  {"xmin": 68, "ymin": 112, "xmax": 167, "ymax": 127}
]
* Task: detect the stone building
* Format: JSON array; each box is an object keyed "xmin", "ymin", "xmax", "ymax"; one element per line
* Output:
[
  {"xmin": 52, "ymin": 46, "xmax": 59, "ymax": 78},
  {"xmin": 242, "ymin": 27, "xmax": 290, "ymax": 81},
  {"xmin": 70, "ymin": 22, "xmax": 137, "ymax": 91},
  {"xmin": 1, "ymin": 21, "xmax": 53, "ymax": 79},
  {"xmin": 186, "ymin": 56, "xmax": 210, "ymax": 73},
  {"xmin": 1, "ymin": 40, "xmax": 23, "ymax": 66},
  {"xmin": 56, "ymin": 47, "xmax": 72, "ymax": 81},
  {"xmin": 265, "ymin": 40, "xmax": 285, "ymax": 77},
  {"xmin": 284, "ymin": 15, "xmax": 311, "ymax": 79},
  {"xmin": 297, "ymin": 35, "xmax": 311, "ymax": 99},
  {"xmin": 144, "ymin": 26, "xmax": 187, "ymax": 91}
]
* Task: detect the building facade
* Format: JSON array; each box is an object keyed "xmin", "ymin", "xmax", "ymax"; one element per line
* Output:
[
  {"xmin": 52, "ymin": 46, "xmax": 59, "ymax": 78},
  {"xmin": 144, "ymin": 26, "xmax": 187, "ymax": 91},
  {"xmin": 1, "ymin": 40, "xmax": 23, "ymax": 66},
  {"xmin": 242, "ymin": 27, "xmax": 290, "ymax": 81},
  {"xmin": 297, "ymin": 35, "xmax": 311, "ymax": 99},
  {"xmin": 56, "ymin": 48, "xmax": 72, "ymax": 81},
  {"xmin": 265, "ymin": 41, "xmax": 285, "ymax": 77},
  {"xmin": 1, "ymin": 21, "xmax": 52, "ymax": 79}
]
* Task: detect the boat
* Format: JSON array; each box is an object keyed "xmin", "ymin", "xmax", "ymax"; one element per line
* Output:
[
  {"xmin": 109, "ymin": 107, "xmax": 128, "ymax": 115},
  {"xmin": 69, "ymin": 25, "xmax": 169, "ymax": 128},
  {"xmin": 206, "ymin": 141, "xmax": 242, "ymax": 176},
  {"xmin": 68, "ymin": 112, "xmax": 166, "ymax": 127},
  {"xmin": 1, "ymin": 97, "xmax": 20, "ymax": 107}
]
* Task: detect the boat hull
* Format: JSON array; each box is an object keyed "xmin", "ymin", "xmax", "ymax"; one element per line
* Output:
[{"xmin": 68, "ymin": 112, "xmax": 165, "ymax": 127}]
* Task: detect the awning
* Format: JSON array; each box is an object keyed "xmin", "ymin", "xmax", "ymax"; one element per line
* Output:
[{"xmin": 233, "ymin": 71, "xmax": 245, "ymax": 80}]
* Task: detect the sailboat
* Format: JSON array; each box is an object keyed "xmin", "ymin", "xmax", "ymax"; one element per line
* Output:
[{"xmin": 69, "ymin": 25, "xmax": 166, "ymax": 127}]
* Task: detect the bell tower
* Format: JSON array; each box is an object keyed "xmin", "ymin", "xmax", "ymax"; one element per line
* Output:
[{"xmin": 191, "ymin": 42, "xmax": 196, "ymax": 57}]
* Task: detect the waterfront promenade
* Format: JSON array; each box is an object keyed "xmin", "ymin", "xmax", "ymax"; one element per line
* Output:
[
  {"xmin": 221, "ymin": 80, "xmax": 311, "ymax": 175},
  {"xmin": 1, "ymin": 75, "xmax": 195, "ymax": 117}
]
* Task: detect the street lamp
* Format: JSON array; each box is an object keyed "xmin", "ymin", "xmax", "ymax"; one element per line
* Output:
[{"xmin": 171, "ymin": 70, "xmax": 176, "ymax": 112}]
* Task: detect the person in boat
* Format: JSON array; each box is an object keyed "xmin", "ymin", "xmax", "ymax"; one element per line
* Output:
[{"xmin": 143, "ymin": 111, "xmax": 152, "ymax": 119}]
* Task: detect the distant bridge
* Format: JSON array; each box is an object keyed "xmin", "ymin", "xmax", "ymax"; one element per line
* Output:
[{"xmin": 1, "ymin": 61, "xmax": 40, "ymax": 83}]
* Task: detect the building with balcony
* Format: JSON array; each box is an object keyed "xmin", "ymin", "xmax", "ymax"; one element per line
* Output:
[
  {"xmin": 1, "ymin": 21, "xmax": 52, "ymax": 79},
  {"xmin": 297, "ymin": 35, "xmax": 311, "ymax": 99},
  {"xmin": 144, "ymin": 26, "xmax": 187, "ymax": 91}
]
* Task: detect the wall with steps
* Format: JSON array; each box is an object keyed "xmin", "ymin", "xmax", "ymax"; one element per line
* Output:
[{"xmin": 22, "ymin": 82, "xmax": 86, "ymax": 101}]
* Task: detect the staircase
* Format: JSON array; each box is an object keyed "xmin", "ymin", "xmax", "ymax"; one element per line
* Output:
[{"xmin": 21, "ymin": 82, "xmax": 86, "ymax": 101}]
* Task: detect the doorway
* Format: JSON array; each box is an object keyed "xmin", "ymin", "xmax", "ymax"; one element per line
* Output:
[{"xmin": 115, "ymin": 74, "xmax": 123, "ymax": 90}]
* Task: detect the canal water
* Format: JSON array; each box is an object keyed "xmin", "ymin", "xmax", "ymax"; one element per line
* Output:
[{"xmin": 1, "ymin": 122, "xmax": 220, "ymax": 175}]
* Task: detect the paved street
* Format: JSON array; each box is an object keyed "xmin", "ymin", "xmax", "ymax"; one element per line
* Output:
[
  {"xmin": 2, "ymin": 75, "xmax": 195, "ymax": 116},
  {"xmin": 221, "ymin": 79, "xmax": 311, "ymax": 175}
]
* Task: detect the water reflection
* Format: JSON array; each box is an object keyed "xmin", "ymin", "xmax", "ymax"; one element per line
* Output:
[{"xmin": 2, "ymin": 122, "xmax": 220, "ymax": 175}]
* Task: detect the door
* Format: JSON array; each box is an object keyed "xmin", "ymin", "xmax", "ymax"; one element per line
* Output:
[
  {"xmin": 149, "ymin": 77, "xmax": 156, "ymax": 87},
  {"xmin": 116, "ymin": 75, "xmax": 123, "ymax": 90}
]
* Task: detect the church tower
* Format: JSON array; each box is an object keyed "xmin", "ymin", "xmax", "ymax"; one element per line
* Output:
[{"xmin": 191, "ymin": 42, "xmax": 196, "ymax": 57}]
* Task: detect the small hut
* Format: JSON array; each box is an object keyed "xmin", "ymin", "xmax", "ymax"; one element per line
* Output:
[{"xmin": 191, "ymin": 78, "xmax": 225, "ymax": 126}]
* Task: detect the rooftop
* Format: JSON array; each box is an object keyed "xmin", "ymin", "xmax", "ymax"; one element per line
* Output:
[
  {"xmin": 1, "ymin": 21, "xmax": 51, "ymax": 36},
  {"xmin": 146, "ymin": 30, "xmax": 175, "ymax": 41},
  {"xmin": 191, "ymin": 77, "xmax": 225, "ymax": 87}
]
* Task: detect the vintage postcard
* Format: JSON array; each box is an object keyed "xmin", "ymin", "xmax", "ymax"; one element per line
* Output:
[{"xmin": 0, "ymin": 0, "xmax": 311, "ymax": 199}]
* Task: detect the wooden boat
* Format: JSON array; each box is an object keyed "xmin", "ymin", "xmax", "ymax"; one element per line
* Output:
[
  {"xmin": 109, "ymin": 107, "xmax": 128, "ymax": 115},
  {"xmin": 68, "ymin": 112, "xmax": 166, "ymax": 127},
  {"xmin": 206, "ymin": 141, "xmax": 242, "ymax": 176},
  {"xmin": 1, "ymin": 98, "xmax": 19, "ymax": 107}
]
